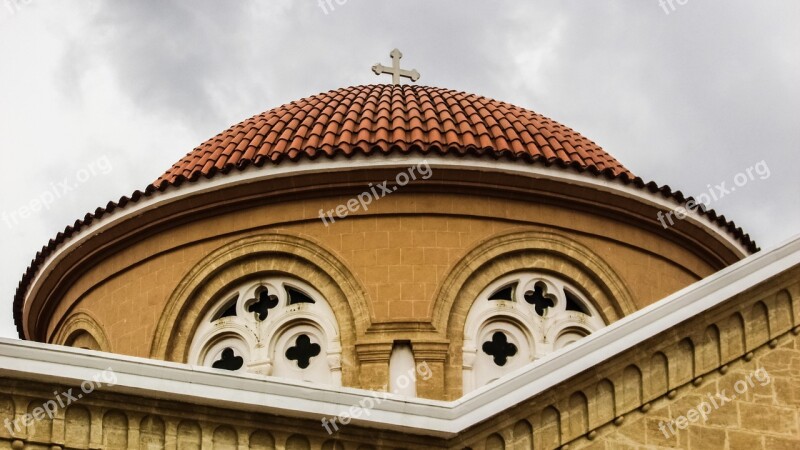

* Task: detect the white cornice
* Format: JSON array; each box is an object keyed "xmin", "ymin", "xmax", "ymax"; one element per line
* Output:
[
  {"xmin": 20, "ymin": 155, "xmax": 750, "ymax": 338},
  {"xmin": 5, "ymin": 234, "xmax": 797, "ymax": 438}
]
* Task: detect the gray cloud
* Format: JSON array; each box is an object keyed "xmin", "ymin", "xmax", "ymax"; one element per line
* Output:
[{"xmin": 0, "ymin": 0, "xmax": 797, "ymax": 338}]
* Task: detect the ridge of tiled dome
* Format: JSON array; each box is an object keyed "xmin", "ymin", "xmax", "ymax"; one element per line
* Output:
[{"xmin": 156, "ymin": 84, "xmax": 633, "ymax": 187}]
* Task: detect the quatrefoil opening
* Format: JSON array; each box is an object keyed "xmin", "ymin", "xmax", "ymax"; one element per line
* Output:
[
  {"xmin": 248, "ymin": 288, "xmax": 279, "ymax": 321},
  {"xmin": 524, "ymin": 282, "xmax": 555, "ymax": 316}
]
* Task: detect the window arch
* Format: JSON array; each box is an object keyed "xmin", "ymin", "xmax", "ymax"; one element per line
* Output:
[
  {"xmin": 189, "ymin": 276, "xmax": 342, "ymax": 386},
  {"xmin": 64, "ymin": 330, "xmax": 103, "ymax": 351},
  {"xmin": 53, "ymin": 311, "xmax": 111, "ymax": 352},
  {"xmin": 463, "ymin": 272, "xmax": 605, "ymax": 393}
]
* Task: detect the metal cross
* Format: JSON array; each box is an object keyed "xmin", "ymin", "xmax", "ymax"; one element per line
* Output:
[{"xmin": 372, "ymin": 49, "xmax": 420, "ymax": 85}]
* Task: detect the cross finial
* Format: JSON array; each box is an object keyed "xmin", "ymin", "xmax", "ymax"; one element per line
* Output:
[{"xmin": 372, "ymin": 48, "xmax": 420, "ymax": 85}]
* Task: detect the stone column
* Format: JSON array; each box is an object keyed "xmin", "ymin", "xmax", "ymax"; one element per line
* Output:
[
  {"xmin": 410, "ymin": 341, "xmax": 450, "ymax": 400},
  {"xmin": 355, "ymin": 343, "xmax": 393, "ymax": 391}
]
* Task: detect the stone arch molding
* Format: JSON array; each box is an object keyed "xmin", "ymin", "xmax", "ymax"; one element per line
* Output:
[
  {"xmin": 435, "ymin": 229, "xmax": 635, "ymax": 397},
  {"xmin": 52, "ymin": 310, "xmax": 111, "ymax": 352},
  {"xmin": 435, "ymin": 229, "xmax": 636, "ymax": 332},
  {"xmin": 150, "ymin": 232, "xmax": 368, "ymax": 386}
]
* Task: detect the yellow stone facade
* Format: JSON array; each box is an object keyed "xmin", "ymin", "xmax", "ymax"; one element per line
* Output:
[
  {"xmin": 451, "ymin": 265, "xmax": 800, "ymax": 449},
  {"xmin": 39, "ymin": 184, "xmax": 732, "ymax": 400},
  {"xmin": 2, "ymin": 255, "xmax": 797, "ymax": 449}
]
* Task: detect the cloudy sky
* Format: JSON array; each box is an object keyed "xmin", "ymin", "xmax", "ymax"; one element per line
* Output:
[{"xmin": 0, "ymin": 1, "xmax": 798, "ymax": 339}]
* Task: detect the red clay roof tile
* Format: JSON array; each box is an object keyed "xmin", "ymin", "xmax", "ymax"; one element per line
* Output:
[{"xmin": 158, "ymin": 85, "xmax": 640, "ymax": 187}]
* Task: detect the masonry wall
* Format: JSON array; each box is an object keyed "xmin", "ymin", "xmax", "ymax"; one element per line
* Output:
[
  {"xmin": 39, "ymin": 190, "xmax": 721, "ymax": 398},
  {"xmin": 451, "ymin": 266, "xmax": 800, "ymax": 450},
  {"xmin": 0, "ymin": 377, "xmax": 447, "ymax": 450},
  {"xmin": 1, "ymin": 257, "xmax": 795, "ymax": 450},
  {"xmin": 47, "ymin": 190, "xmax": 713, "ymax": 348},
  {"xmin": 22, "ymin": 161, "xmax": 746, "ymax": 400}
]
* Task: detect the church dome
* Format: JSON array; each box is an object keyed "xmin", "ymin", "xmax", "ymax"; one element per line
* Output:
[
  {"xmin": 14, "ymin": 84, "xmax": 757, "ymax": 346},
  {"xmin": 156, "ymin": 85, "xmax": 633, "ymax": 188}
]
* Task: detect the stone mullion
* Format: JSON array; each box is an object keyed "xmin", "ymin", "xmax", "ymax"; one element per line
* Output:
[
  {"xmin": 687, "ymin": 328, "xmax": 706, "ymax": 383},
  {"xmin": 125, "ymin": 412, "xmax": 141, "ymax": 450},
  {"xmin": 200, "ymin": 422, "xmax": 214, "ymax": 449},
  {"xmin": 9, "ymin": 397, "xmax": 29, "ymax": 442},
  {"xmin": 49, "ymin": 403, "xmax": 66, "ymax": 448},
  {"xmin": 789, "ymin": 283, "xmax": 800, "ymax": 330},
  {"xmin": 236, "ymin": 427, "xmax": 250, "ymax": 450},
  {"xmin": 163, "ymin": 418, "xmax": 177, "ymax": 450},
  {"xmin": 88, "ymin": 406, "xmax": 104, "ymax": 449}
]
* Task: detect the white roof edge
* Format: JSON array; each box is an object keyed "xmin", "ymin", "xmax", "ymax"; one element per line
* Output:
[
  {"xmin": 4, "ymin": 233, "xmax": 797, "ymax": 438},
  {"xmin": 21, "ymin": 155, "xmax": 750, "ymax": 337}
]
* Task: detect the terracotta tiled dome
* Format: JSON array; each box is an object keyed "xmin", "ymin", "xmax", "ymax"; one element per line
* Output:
[
  {"xmin": 156, "ymin": 85, "xmax": 633, "ymax": 187},
  {"xmin": 13, "ymin": 84, "xmax": 760, "ymax": 338}
]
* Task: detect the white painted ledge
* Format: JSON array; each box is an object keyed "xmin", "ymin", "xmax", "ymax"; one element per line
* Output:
[{"xmin": 2, "ymin": 233, "xmax": 798, "ymax": 438}]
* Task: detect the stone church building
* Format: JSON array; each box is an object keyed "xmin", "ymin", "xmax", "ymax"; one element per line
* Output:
[{"xmin": 1, "ymin": 77, "xmax": 799, "ymax": 449}]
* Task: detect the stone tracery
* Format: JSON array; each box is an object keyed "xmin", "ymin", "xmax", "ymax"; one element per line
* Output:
[
  {"xmin": 188, "ymin": 276, "xmax": 342, "ymax": 385},
  {"xmin": 463, "ymin": 272, "xmax": 606, "ymax": 392}
]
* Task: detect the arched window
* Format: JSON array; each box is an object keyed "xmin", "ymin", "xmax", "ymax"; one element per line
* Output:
[
  {"xmin": 65, "ymin": 330, "xmax": 103, "ymax": 351},
  {"xmin": 462, "ymin": 272, "xmax": 605, "ymax": 393},
  {"xmin": 189, "ymin": 276, "xmax": 342, "ymax": 386}
]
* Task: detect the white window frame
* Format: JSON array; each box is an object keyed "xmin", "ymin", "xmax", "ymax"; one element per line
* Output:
[
  {"xmin": 463, "ymin": 272, "xmax": 605, "ymax": 393},
  {"xmin": 189, "ymin": 276, "xmax": 342, "ymax": 386}
]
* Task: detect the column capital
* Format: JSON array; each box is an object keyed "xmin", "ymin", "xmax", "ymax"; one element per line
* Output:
[{"xmin": 411, "ymin": 341, "xmax": 450, "ymax": 362}]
